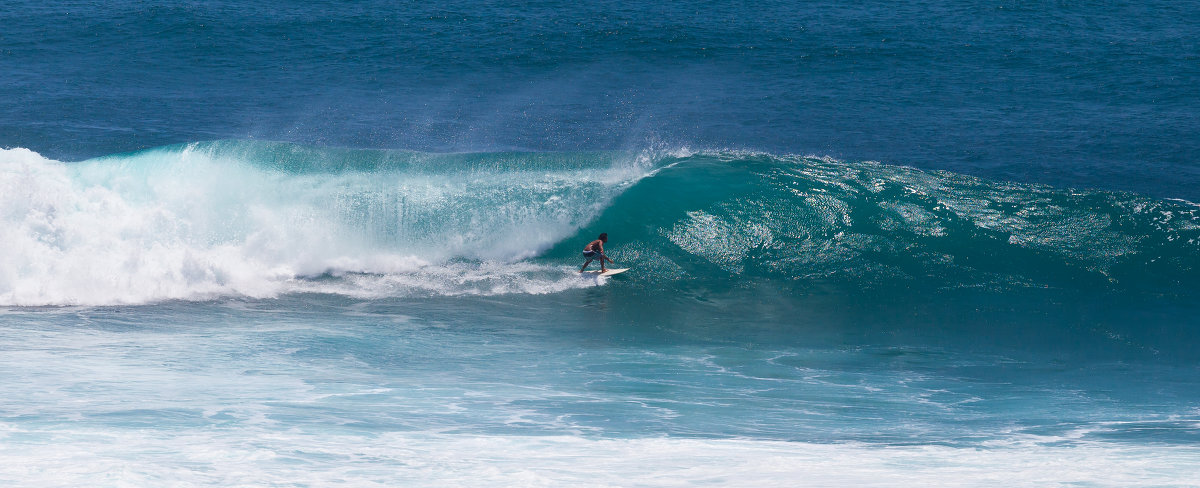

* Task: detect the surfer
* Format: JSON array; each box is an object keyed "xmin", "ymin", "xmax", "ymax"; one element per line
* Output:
[{"xmin": 580, "ymin": 233, "xmax": 614, "ymax": 273}]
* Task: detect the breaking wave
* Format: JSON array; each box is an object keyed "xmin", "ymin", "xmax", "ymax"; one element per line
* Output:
[{"xmin": 2, "ymin": 141, "xmax": 1197, "ymax": 305}]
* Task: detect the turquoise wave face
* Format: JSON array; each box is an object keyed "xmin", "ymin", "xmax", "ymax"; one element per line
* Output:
[
  {"xmin": 559, "ymin": 153, "xmax": 1200, "ymax": 298},
  {"xmin": 2, "ymin": 141, "xmax": 1197, "ymax": 306}
]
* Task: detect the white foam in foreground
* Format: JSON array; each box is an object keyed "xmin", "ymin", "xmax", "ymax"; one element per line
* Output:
[{"xmin": 0, "ymin": 428, "xmax": 1196, "ymax": 487}]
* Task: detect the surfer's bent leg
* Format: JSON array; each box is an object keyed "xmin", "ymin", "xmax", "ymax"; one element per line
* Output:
[{"xmin": 581, "ymin": 250, "xmax": 598, "ymax": 272}]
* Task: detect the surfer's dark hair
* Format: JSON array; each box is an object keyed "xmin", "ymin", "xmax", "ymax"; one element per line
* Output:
[{"xmin": 599, "ymin": 233, "xmax": 608, "ymax": 240}]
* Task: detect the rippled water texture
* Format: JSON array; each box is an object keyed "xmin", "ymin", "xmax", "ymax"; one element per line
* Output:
[{"xmin": 2, "ymin": 1, "xmax": 1198, "ymax": 485}]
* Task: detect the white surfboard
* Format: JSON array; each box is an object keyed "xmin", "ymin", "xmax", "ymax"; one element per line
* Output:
[{"xmin": 582, "ymin": 268, "xmax": 629, "ymax": 276}]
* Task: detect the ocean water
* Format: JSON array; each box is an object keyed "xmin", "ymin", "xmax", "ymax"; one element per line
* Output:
[{"xmin": 2, "ymin": 1, "xmax": 1199, "ymax": 486}]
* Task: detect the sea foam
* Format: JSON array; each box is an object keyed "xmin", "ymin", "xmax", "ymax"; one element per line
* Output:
[
  {"xmin": 0, "ymin": 429, "xmax": 1196, "ymax": 487},
  {"xmin": 0, "ymin": 143, "xmax": 647, "ymax": 305}
]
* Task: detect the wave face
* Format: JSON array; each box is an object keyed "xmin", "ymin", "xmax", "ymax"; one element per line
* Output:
[
  {"xmin": 3, "ymin": 142, "xmax": 1198, "ymax": 306},
  {"xmin": 565, "ymin": 153, "xmax": 1200, "ymax": 297}
]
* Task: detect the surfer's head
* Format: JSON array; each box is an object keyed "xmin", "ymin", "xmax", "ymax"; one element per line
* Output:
[{"xmin": 598, "ymin": 233, "xmax": 608, "ymax": 242}]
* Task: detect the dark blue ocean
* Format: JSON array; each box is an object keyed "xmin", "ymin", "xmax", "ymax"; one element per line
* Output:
[{"xmin": 2, "ymin": 1, "xmax": 1199, "ymax": 485}]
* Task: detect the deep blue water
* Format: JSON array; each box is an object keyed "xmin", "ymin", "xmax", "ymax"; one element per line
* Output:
[
  {"xmin": 2, "ymin": 1, "xmax": 1199, "ymax": 485},
  {"xmin": 4, "ymin": 0, "xmax": 1199, "ymax": 198}
]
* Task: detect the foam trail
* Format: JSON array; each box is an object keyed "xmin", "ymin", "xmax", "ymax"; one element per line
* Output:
[{"xmin": 0, "ymin": 430, "xmax": 1196, "ymax": 487}]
